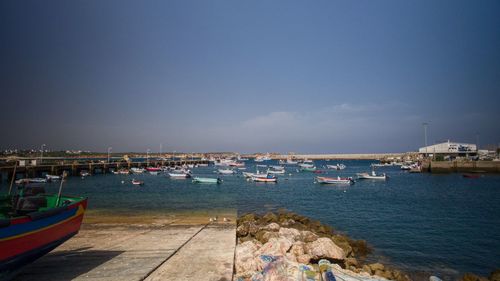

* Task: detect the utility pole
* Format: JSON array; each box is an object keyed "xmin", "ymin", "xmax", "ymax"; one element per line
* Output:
[
  {"xmin": 107, "ymin": 147, "xmax": 112, "ymax": 163},
  {"xmin": 40, "ymin": 144, "xmax": 46, "ymax": 164},
  {"xmin": 146, "ymin": 149, "xmax": 150, "ymax": 166},
  {"xmin": 423, "ymin": 123, "xmax": 428, "ymax": 158}
]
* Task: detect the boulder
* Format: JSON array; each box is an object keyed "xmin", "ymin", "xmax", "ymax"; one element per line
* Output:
[
  {"xmin": 305, "ymin": 237, "xmax": 346, "ymax": 260},
  {"xmin": 235, "ymin": 241, "xmax": 259, "ymax": 274},
  {"xmin": 262, "ymin": 222, "xmax": 280, "ymax": 232},
  {"xmin": 285, "ymin": 252, "xmax": 297, "ymax": 262},
  {"xmin": 279, "ymin": 227, "xmax": 302, "ymax": 242},
  {"xmin": 300, "ymin": 230, "xmax": 319, "ymax": 242},
  {"xmin": 280, "ymin": 218, "xmax": 296, "ymax": 227},
  {"xmin": 238, "ymin": 213, "xmax": 257, "ymax": 224},
  {"xmin": 374, "ymin": 270, "xmax": 385, "ymax": 278},
  {"xmin": 290, "ymin": 242, "xmax": 305, "ymax": 257},
  {"xmin": 261, "ymin": 212, "xmax": 278, "ymax": 223},
  {"xmin": 236, "ymin": 223, "xmax": 249, "ymax": 237},
  {"xmin": 362, "ymin": 265, "xmax": 372, "ymax": 275},
  {"xmin": 344, "ymin": 257, "xmax": 358, "ymax": 268},
  {"xmin": 255, "ymin": 237, "xmax": 292, "ymax": 258},
  {"xmin": 297, "ymin": 254, "xmax": 312, "ymax": 264},
  {"xmin": 255, "ymin": 230, "xmax": 280, "ymax": 244},
  {"xmin": 369, "ymin": 263, "xmax": 385, "ymax": 272}
]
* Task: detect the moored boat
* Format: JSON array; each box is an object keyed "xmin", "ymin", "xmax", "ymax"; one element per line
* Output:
[
  {"xmin": 168, "ymin": 172, "xmax": 191, "ymax": 178},
  {"xmin": 145, "ymin": 167, "xmax": 161, "ymax": 172},
  {"xmin": 15, "ymin": 178, "xmax": 47, "ymax": 185},
  {"xmin": 217, "ymin": 169, "xmax": 234, "ymax": 175},
  {"xmin": 130, "ymin": 167, "xmax": 145, "ymax": 174},
  {"xmin": 326, "ymin": 164, "xmax": 346, "ymax": 170},
  {"xmin": 357, "ymin": 171, "xmax": 387, "ymax": 180},
  {"xmin": 267, "ymin": 169, "xmax": 285, "ymax": 175},
  {"xmin": 316, "ymin": 176, "xmax": 354, "ymax": 184},
  {"xmin": 251, "ymin": 175, "xmax": 277, "ymax": 183},
  {"xmin": 131, "ymin": 179, "xmax": 144, "ymax": 185},
  {"xmin": 45, "ymin": 174, "xmax": 61, "ymax": 181},
  {"xmin": 192, "ymin": 177, "xmax": 222, "ymax": 184}
]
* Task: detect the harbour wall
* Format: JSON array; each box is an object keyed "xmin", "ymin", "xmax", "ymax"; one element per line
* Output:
[{"xmin": 423, "ymin": 161, "xmax": 500, "ymax": 173}]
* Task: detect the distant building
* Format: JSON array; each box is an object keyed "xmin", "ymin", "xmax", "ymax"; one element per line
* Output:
[{"xmin": 419, "ymin": 140, "xmax": 477, "ymax": 157}]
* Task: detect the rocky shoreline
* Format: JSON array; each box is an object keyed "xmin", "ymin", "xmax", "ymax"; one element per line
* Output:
[
  {"xmin": 235, "ymin": 211, "xmax": 412, "ymax": 281},
  {"xmin": 235, "ymin": 212, "xmax": 499, "ymax": 281}
]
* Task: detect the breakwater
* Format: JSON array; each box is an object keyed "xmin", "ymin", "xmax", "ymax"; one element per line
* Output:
[{"xmin": 422, "ymin": 161, "xmax": 500, "ymax": 173}]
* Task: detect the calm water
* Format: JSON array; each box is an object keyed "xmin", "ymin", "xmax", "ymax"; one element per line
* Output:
[{"xmin": 2, "ymin": 160, "xmax": 499, "ymax": 279}]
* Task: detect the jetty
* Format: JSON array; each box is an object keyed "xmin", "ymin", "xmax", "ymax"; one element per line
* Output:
[
  {"xmin": 12, "ymin": 215, "xmax": 236, "ymax": 281},
  {"xmin": 0, "ymin": 159, "xmax": 209, "ymax": 182}
]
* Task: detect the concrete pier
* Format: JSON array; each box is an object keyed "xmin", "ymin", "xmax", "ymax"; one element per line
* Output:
[{"xmin": 13, "ymin": 219, "xmax": 236, "ymax": 281}]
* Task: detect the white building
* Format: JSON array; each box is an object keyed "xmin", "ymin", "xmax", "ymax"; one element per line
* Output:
[{"xmin": 419, "ymin": 141, "xmax": 477, "ymax": 156}]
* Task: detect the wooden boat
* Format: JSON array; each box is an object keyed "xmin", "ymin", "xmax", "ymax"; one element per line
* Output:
[
  {"xmin": 251, "ymin": 175, "xmax": 277, "ymax": 183},
  {"xmin": 269, "ymin": 165, "xmax": 285, "ymax": 171},
  {"xmin": 300, "ymin": 166, "xmax": 317, "ymax": 172},
  {"xmin": 0, "ymin": 180, "xmax": 87, "ymax": 279},
  {"xmin": 168, "ymin": 173, "xmax": 191, "ymax": 178},
  {"xmin": 242, "ymin": 172, "xmax": 267, "ymax": 178},
  {"xmin": 130, "ymin": 167, "xmax": 145, "ymax": 174},
  {"xmin": 117, "ymin": 169, "xmax": 130, "ymax": 175},
  {"xmin": 298, "ymin": 163, "xmax": 315, "ymax": 169},
  {"xmin": 131, "ymin": 179, "xmax": 144, "ymax": 185},
  {"xmin": 267, "ymin": 169, "xmax": 285, "ymax": 175},
  {"xmin": 316, "ymin": 176, "xmax": 354, "ymax": 184},
  {"xmin": 192, "ymin": 177, "xmax": 222, "ymax": 184},
  {"xmin": 357, "ymin": 171, "xmax": 387, "ymax": 180}
]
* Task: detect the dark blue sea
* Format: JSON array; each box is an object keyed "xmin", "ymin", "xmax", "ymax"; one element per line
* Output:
[{"xmin": 2, "ymin": 159, "xmax": 499, "ymax": 280}]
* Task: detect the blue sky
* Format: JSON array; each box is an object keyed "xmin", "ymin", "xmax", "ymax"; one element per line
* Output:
[{"xmin": 1, "ymin": 0, "xmax": 499, "ymax": 153}]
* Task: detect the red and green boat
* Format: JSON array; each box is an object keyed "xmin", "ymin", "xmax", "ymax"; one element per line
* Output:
[{"xmin": 0, "ymin": 184, "xmax": 87, "ymax": 280}]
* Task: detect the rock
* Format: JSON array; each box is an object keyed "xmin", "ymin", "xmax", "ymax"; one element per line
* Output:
[
  {"xmin": 305, "ymin": 237, "xmax": 346, "ymax": 260},
  {"xmin": 330, "ymin": 235, "xmax": 353, "ymax": 257},
  {"xmin": 238, "ymin": 213, "xmax": 256, "ymax": 224},
  {"xmin": 262, "ymin": 222, "xmax": 280, "ymax": 232},
  {"xmin": 461, "ymin": 273, "xmax": 489, "ymax": 281},
  {"xmin": 344, "ymin": 257, "xmax": 358, "ymax": 268},
  {"xmin": 490, "ymin": 270, "xmax": 500, "ymax": 281},
  {"xmin": 349, "ymin": 239, "xmax": 372, "ymax": 256},
  {"xmin": 285, "ymin": 252, "xmax": 297, "ymax": 262},
  {"xmin": 279, "ymin": 227, "xmax": 301, "ymax": 242},
  {"xmin": 280, "ymin": 218, "xmax": 295, "ymax": 227},
  {"xmin": 297, "ymin": 254, "xmax": 312, "ymax": 264},
  {"xmin": 369, "ymin": 263, "xmax": 385, "ymax": 272},
  {"xmin": 300, "ymin": 230, "xmax": 319, "ymax": 242},
  {"xmin": 236, "ymin": 223, "xmax": 249, "ymax": 237},
  {"xmin": 261, "ymin": 212, "xmax": 278, "ymax": 223},
  {"xmin": 362, "ymin": 265, "xmax": 372, "ymax": 275},
  {"xmin": 429, "ymin": 276, "xmax": 443, "ymax": 281},
  {"xmin": 235, "ymin": 241, "xmax": 259, "ymax": 274},
  {"xmin": 374, "ymin": 270, "xmax": 385, "ymax": 278},
  {"xmin": 255, "ymin": 237, "xmax": 292, "ymax": 258},
  {"xmin": 255, "ymin": 230, "xmax": 280, "ymax": 244},
  {"xmin": 290, "ymin": 242, "xmax": 305, "ymax": 257}
]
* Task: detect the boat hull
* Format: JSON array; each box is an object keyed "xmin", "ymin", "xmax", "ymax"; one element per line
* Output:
[{"xmin": 0, "ymin": 198, "xmax": 87, "ymax": 278}]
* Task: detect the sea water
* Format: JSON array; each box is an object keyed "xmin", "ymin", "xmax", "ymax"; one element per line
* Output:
[{"xmin": 2, "ymin": 159, "xmax": 499, "ymax": 280}]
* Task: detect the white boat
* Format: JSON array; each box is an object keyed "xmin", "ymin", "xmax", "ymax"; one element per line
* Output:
[
  {"xmin": 316, "ymin": 176, "xmax": 354, "ymax": 184},
  {"xmin": 192, "ymin": 177, "xmax": 222, "ymax": 184},
  {"xmin": 298, "ymin": 163, "xmax": 315, "ymax": 169},
  {"xmin": 15, "ymin": 178, "xmax": 47, "ymax": 185},
  {"xmin": 251, "ymin": 175, "xmax": 277, "ymax": 183},
  {"xmin": 326, "ymin": 164, "xmax": 346, "ymax": 170},
  {"xmin": 267, "ymin": 169, "xmax": 285, "ymax": 175},
  {"xmin": 279, "ymin": 158, "xmax": 298, "ymax": 165},
  {"xmin": 217, "ymin": 169, "xmax": 234, "ymax": 175},
  {"xmin": 242, "ymin": 171, "xmax": 268, "ymax": 178},
  {"xmin": 169, "ymin": 172, "xmax": 191, "ymax": 178},
  {"xmin": 131, "ymin": 179, "xmax": 144, "ymax": 185},
  {"xmin": 80, "ymin": 171, "xmax": 90, "ymax": 177},
  {"xmin": 117, "ymin": 169, "xmax": 130, "ymax": 175},
  {"xmin": 130, "ymin": 167, "xmax": 145, "ymax": 174},
  {"xmin": 357, "ymin": 171, "xmax": 387, "ymax": 180},
  {"xmin": 269, "ymin": 165, "xmax": 285, "ymax": 171},
  {"xmin": 149, "ymin": 171, "xmax": 159, "ymax": 175},
  {"xmin": 45, "ymin": 174, "xmax": 61, "ymax": 181}
]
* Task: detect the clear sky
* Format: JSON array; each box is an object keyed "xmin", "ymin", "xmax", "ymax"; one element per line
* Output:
[{"xmin": 1, "ymin": 0, "xmax": 499, "ymax": 153}]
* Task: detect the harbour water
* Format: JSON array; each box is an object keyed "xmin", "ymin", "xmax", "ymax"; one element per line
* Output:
[{"xmin": 2, "ymin": 159, "xmax": 499, "ymax": 280}]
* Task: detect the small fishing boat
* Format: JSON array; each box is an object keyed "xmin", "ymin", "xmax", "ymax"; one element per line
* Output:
[
  {"xmin": 251, "ymin": 175, "xmax": 277, "ymax": 183},
  {"xmin": 326, "ymin": 164, "xmax": 346, "ymax": 170},
  {"xmin": 131, "ymin": 179, "xmax": 144, "ymax": 185},
  {"xmin": 409, "ymin": 166, "xmax": 422, "ymax": 173},
  {"xmin": 242, "ymin": 171, "xmax": 268, "ymax": 178},
  {"xmin": 298, "ymin": 163, "xmax": 315, "ymax": 169},
  {"xmin": 45, "ymin": 174, "xmax": 61, "ymax": 181},
  {"xmin": 80, "ymin": 171, "xmax": 90, "ymax": 177},
  {"xmin": 149, "ymin": 171, "xmax": 159, "ymax": 175},
  {"xmin": 146, "ymin": 167, "xmax": 161, "ymax": 172},
  {"xmin": 269, "ymin": 165, "xmax": 285, "ymax": 171},
  {"xmin": 168, "ymin": 173, "xmax": 191, "ymax": 178},
  {"xmin": 316, "ymin": 176, "xmax": 354, "ymax": 184},
  {"xmin": 300, "ymin": 166, "xmax": 317, "ymax": 172},
  {"xmin": 357, "ymin": 171, "xmax": 387, "ymax": 180},
  {"xmin": 0, "ymin": 174, "xmax": 87, "ymax": 279},
  {"xmin": 267, "ymin": 169, "xmax": 285, "ymax": 175},
  {"xmin": 192, "ymin": 177, "xmax": 222, "ymax": 184},
  {"xmin": 15, "ymin": 178, "xmax": 47, "ymax": 185},
  {"xmin": 130, "ymin": 167, "xmax": 145, "ymax": 174},
  {"xmin": 117, "ymin": 169, "xmax": 130, "ymax": 175},
  {"xmin": 217, "ymin": 169, "xmax": 234, "ymax": 175},
  {"xmin": 463, "ymin": 173, "xmax": 481, "ymax": 179}
]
